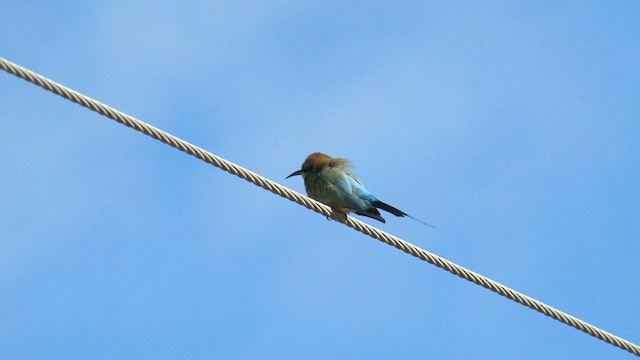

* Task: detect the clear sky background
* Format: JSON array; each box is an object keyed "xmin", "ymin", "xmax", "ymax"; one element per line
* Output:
[{"xmin": 1, "ymin": 1, "xmax": 639, "ymax": 359}]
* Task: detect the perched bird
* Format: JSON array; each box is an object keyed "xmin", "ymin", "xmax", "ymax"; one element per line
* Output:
[{"xmin": 286, "ymin": 152, "xmax": 433, "ymax": 226}]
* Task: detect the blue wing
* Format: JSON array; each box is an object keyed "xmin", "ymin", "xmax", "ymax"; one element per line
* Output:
[
  {"xmin": 305, "ymin": 168, "xmax": 386, "ymax": 222},
  {"xmin": 330, "ymin": 170, "xmax": 379, "ymax": 211}
]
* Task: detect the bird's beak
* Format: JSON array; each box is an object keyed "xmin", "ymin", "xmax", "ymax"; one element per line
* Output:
[{"xmin": 286, "ymin": 169, "xmax": 303, "ymax": 179}]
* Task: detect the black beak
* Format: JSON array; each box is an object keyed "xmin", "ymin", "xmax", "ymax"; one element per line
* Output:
[{"xmin": 286, "ymin": 169, "xmax": 304, "ymax": 179}]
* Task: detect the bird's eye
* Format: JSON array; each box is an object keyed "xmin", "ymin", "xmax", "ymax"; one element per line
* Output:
[{"xmin": 302, "ymin": 166, "xmax": 310, "ymax": 173}]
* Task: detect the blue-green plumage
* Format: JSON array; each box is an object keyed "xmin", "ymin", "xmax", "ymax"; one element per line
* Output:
[{"xmin": 286, "ymin": 152, "xmax": 433, "ymax": 227}]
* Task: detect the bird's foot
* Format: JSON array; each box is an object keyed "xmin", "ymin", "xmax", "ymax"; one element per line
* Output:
[{"xmin": 329, "ymin": 209, "xmax": 348, "ymax": 223}]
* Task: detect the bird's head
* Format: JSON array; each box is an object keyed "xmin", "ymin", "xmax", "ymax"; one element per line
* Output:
[{"xmin": 286, "ymin": 152, "xmax": 333, "ymax": 179}]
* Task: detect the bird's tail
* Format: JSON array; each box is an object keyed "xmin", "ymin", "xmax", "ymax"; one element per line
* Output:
[
  {"xmin": 372, "ymin": 200, "xmax": 407, "ymax": 217},
  {"xmin": 372, "ymin": 200, "xmax": 435, "ymax": 228}
]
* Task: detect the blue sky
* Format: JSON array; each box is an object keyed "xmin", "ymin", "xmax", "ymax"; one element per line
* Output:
[{"xmin": 2, "ymin": 1, "xmax": 639, "ymax": 359}]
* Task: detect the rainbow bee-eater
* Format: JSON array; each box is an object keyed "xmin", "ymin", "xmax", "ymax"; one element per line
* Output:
[{"xmin": 286, "ymin": 152, "xmax": 433, "ymax": 226}]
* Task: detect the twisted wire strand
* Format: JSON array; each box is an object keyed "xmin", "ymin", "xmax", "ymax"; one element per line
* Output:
[{"xmin": 2, "ymin": 57, "xmax": 638, "ymax": 357}]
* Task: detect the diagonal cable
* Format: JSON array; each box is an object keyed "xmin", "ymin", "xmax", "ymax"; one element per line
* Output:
[{"xmin": 1, "ymin": 57, "xmax": 638, "ymax": 357}]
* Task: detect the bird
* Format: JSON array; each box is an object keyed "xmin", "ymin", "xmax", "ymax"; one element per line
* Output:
[{"xmin": 286, "ymin": 152, "xmax": 433, "ymax": 226}]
